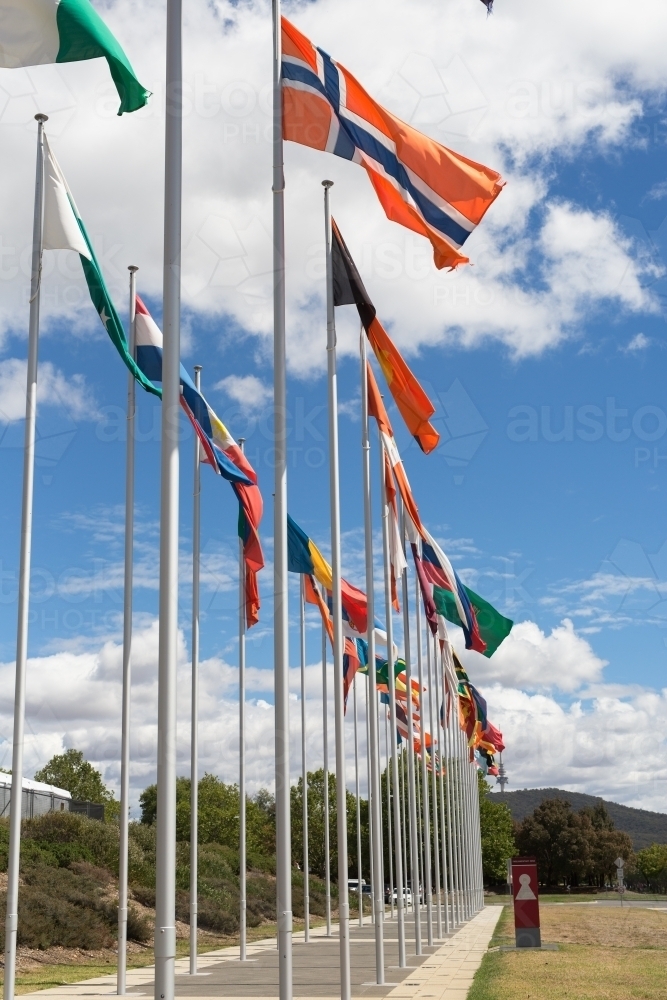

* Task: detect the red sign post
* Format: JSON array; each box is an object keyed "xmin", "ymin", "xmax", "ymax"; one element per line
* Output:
[{"xmin": 511, "ymin": 857, "xmax": 541, "ymax": 948}]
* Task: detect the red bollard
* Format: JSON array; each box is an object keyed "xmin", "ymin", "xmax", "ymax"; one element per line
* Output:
[{"xmin": 511, "ymin": 857, "xmax": 541, "ymax": 948}]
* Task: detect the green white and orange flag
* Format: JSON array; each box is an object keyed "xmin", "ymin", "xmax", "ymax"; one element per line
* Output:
[{"xmin": 0, "ymin": 0, "xmax": 150, "ymax": 114}]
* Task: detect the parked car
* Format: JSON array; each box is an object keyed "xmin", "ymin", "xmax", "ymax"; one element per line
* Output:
[
  {"xmin": 348, "ymin": 878, "xmax": 367, "ymax": 894},
  {"xmin": 386, "ymin": 887, "xmax": 413, "ymax": 905}
]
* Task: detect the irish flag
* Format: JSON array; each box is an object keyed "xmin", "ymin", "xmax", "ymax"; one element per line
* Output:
[{"xmin": 0, "ymin": 0, "xmax": 149, "ymax": 114}]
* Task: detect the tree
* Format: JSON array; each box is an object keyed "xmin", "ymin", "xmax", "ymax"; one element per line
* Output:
[
  {"xmin": 515, "ymin": 798, "xmax": 592, "ymax": 885},
  {"xmin": 139, "ymin": 774, "xmax": 276, "ymax": 864},
  {"xmin": 290, "ymin": 768, "xmax": 367, "ymax": 881},
  {"xmin": 34, "ymin": 749, "xmax": 119, "ymax": 821},
  {"xmin": 478, "ymin": 772, "xmax": 515, "ymax": 883},
  {"xmin": 635, "ymin": 844, "xmax": 667, "ymax": 890}
]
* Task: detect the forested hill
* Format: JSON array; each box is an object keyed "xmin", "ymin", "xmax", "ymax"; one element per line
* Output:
[{"xmin": 488, "ymin": 788, "xmax": 667, "ymax": 850}]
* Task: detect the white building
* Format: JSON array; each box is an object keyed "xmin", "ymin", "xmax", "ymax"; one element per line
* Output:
[{"xmin": 0, "ymin": 773, "xmax": 71, "ymax": 820}]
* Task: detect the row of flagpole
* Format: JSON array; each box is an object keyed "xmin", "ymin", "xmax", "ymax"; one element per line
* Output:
[{"xmin": 2, "ymin": 4, "xmax": 488, "ymax": 1000}]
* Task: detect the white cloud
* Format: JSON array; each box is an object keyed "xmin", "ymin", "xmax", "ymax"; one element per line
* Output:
[
  {"xmin": 0, "ymin": 614, "xmax": 664, "ymax": 813},
  {"xmin": 0, "ymin": 0, "xmax": 664, "ymax": 365},
  {"xmin": 459, "ymin": 618, "xmax": 607, "ymax": 694},
  {"xmin": 623, "ymin": 332, "xmax": 650, "ymax": 352},
  {"xmin": 214, "ymin": 374, "xmax": 272, "ymax": 414},
  {"xmin": 486, "ymin": 683, "xmax": 667, "ymax": 813},
  {"xmin": 0, "ymin": 358, "xmax": 96, "ymax": 423}
]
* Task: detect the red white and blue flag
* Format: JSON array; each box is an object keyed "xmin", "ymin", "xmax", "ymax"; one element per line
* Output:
[
  {"xmin": 134, "ymin": 296, "xmax": 264, "ymax": 626},
  {"xmin": 281, "ymin": 17, "xmax": 504, "ymax": 270}
]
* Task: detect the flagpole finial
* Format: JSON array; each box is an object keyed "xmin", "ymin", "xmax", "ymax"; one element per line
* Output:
[
  {"xmin": 194, "ymin": 364, "xmax": 202, "ymax": 373},
  {"xmin": 128, "ymin": 265, "xmax": 139, "ymax": 273},
  {"xmin": 34, "ymin": 113, "xmax": 48, "ymax": 123},
  {"xmin": 322, "ymin": 179, "xmax": 334, "ymax": 189}
]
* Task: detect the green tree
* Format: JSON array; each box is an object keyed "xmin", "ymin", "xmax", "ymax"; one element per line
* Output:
[
  {"xmin": 515, "ymin": 798, "xmax": 592, "ymax": 886},
  {"xmin": 139, "ymin": 774, "xmax": 276, "ymax": 867},
  {"xmin": 34, "ymin": 749, "xmax": 119, "ymax": 821},
  {"xmin": 635, "ymin": 843, "xmax": 667, "ymax": 889},
  {"xmin": 478, "ymin": 772, "xmax": 515, "ymax": 882}
]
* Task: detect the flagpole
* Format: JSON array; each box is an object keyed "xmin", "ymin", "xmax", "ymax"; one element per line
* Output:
[
  {"xmin": 414, "ymin": 589, "xmax": 433, "ymax": 946},
  {"xmin": 323, "ymin": 180, "xmax": 351, "ymax": 1000},
  {"xmin": 154, "ymin": 0, "xmax": 182, "ymax": 992},
  {"xmin": 435, "ymin": 644, "xmax": 450, "ymax": 934},
  {"xmin": 360, "ymin": 331, "xmax": 385, "ymax": 983},
  {"xmin": 378, "ymin": 433, "xmax": 405, "ymax": 965},
  {"xmin": 189, "ymin": 365, "xmax": 202, "ymax": 975},
  {"xmin": 321, "ymin": 624, "xmax": 332, "ymax": 937},
  {"xmin": 399, "ymin": 502, "xmax": 421, "ymax": 955},
  {"xmin": 118, "ymin": 264, "xmax": 138, "ymax": 996},
  {"xmin": 444, "ymin": 669, "xmax": 460, "ymax": 926},
  {"xmin": 4, "ymin": 112, "xmax": 47, "ymax": 1000},
  {"xmin": 384, "ymin": 712, "xmax": 394, "ymax": 922},
  {"xmin": 272, "ymin": 2, "xmax": 292, "ymax": 997},
  {"xmin": 365, "ymin": 678, "xmax": 375, "ymax": 926},
  {"xmin": 426, "ymin": 635, "xmax": 442, "ymax": 940},
  {"xmin": 353, "ymin": 676, "xmax": 363, "ymax": 927},
  {"xmin": 238, "ymin": 442, "xmax": 247, "ymax": 962},
  {"xmin": 300, "ymin": 576, "xmax": 310, "ymax": 944},
  {"xmin": 400, "ymin": 747, "xmax": 409, "ymax": 915}
]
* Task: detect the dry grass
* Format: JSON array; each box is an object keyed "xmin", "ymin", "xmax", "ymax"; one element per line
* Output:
[{"xmin": 469, "ymin": 904, "xmax": 667, "ymax": 1000}]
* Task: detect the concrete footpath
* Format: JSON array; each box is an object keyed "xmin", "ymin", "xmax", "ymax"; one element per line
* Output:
[{"xmin": 18, "ymin": 906, "xmax": 502, "ymax": 1000}]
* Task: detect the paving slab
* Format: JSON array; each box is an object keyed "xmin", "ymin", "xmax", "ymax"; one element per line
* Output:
[{"xmin": 17, "ymin": 906, "xmax": 502, "ymax": 1000}]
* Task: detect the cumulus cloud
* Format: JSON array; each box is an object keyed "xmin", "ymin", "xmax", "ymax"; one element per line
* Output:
[
  {"xmin": 0, "ymin": 359, "xmax": 96, "ymax": 423},
  {"xmin": 485, "ymin": 683, "xmax": 667, "ymax": 813},
  {"xmin": 0, "ymin": 0, "xmax": 663, "ymax": 365},
  {"xmin": 0, "ymin": 612, "xmax": 663, "ymax": 813},
  {"xmin": 459, "ymin": 618, "xmax": 607, "ymax": 694}
]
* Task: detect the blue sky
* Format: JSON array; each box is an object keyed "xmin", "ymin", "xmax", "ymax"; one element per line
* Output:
[{"xmin": 1, "ymin": 0, "xmax": 666, "ymax": 811}]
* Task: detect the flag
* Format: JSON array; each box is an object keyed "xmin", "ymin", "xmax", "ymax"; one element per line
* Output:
[
  {"xmin": 42, "ymin": 136, "xmax": 158, "ymax": 398},
  {"xmin": 0, "ymin": 0, "xmax": 150, "ymax": 114},
  {"xmin": 304, "ymin": 572, "xmax": 333, "ymax": 644},
  {"xmin": 382, "ymin": 445, "xmax": 406, "ymax": 611},
  {"xmin": 133, "ymin": 297, "xmax": 264, "ymax": 627},
  {"xmin": 281, "ymin": 17, "xmax": 503, "ymax": 270},
  {"xmin": 433, "ymin": 583, "xmax": 512, "ymax": 658},
  {"xmin": 287, "ymin": 514, "xmax": 368, "ymax": 635},
  {"xmin": 367, "ymin": 363, "xmax": 424, "ymax": 531},
  {"xmin": 332, "ymin": 220, "xmax": 439, "ymax": 454},
  {"xmin": 480, "ymin": 1, "xmax": 494, "ymax": 10}
]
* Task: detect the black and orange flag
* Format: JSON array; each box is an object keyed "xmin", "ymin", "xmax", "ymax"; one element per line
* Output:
[{"xmin": 331, "ymin": 218, "xmax": 440, "ymax": 455}]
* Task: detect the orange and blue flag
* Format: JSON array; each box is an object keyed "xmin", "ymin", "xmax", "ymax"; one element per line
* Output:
[{"xmin": 281, "ymin": 17, "xmax": 504, "ymax": 270}]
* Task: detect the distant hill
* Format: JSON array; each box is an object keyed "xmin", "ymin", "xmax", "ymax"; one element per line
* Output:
[{"xmin": 488, "ymin": 787, "xmax": 667, "ymax": 851}]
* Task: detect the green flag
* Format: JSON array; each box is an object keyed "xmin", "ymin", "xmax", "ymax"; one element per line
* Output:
[
  {"xmin": 433, "ymin": 585, "xmax": 512, "ymax": 658},
  {"xmin": 42, "ymin": 135, "xmax": 160, "ymax": 398},
  {"xmin": 0, "ymin": 0, "xmax": 150, "ymax": 115}
]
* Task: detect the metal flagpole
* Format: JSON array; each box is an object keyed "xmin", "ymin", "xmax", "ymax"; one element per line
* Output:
[
  {"xmin": 4, "ymin": 113, "xmax": 47, "ymax": 1000},
  {"xmin": 189, "ymin": 365, "xmax": 202, "ymax": 976},
  {"xmin": 117, "ymin": 264, "xmax": 138, "ymax": 995},
  {"xmin": 446, "ymin": 675, "xmax": 461, "ymax": 927},
  {"xmin": 155, "ymin": 0, "xmax": 182, "ymax": 992},
  {"xmin": 300, "ymin": 576, "xmax": 310, "ymax": 943},
  {"xmin": 457, "ymin": 725, "xmax": 470, "ymax": 919},
  {"xmin": 360, "ymin": 332, "xmax": 385, "ymax": 983},
  {"xmin": 378, "ymin": 433, "xmax": 405, "ymax": 964},
  {"xmin": 453, "ymin": 698, "xmax": 465, "ymax": 923},
  {"xmin": 323, "ymin": 180, "xmax": 351, "ymax": 1000},
  {"xmin": 366, "ymin": 677, "xmax": 375, "ymax": 926},
  {"xmin": 435, "ymin": 644, "xmax": 450, "ymax": 934},
  {"xmin": 376, "ymin": 692, "xmax": 385, "ymax": 921},
  {"xmin": 426, "ymin": 636, "xmax": 442, "ymax": 940},
  {"xmin": 321, "ymin": 625, "xmax": 332, "ymax": 937},
  {"xmin": 384, "ymin": 713, "xmax": 394, "ymax": 921},
  {"xmin": 414, "ymin": 590, "xmax": 432, "ymax": 947},
  {"xmin": 399, "ymin": 502, "xmax": 421, "ymax": 955},
  {"xmin": 353, "ymin": 677, "xmax": 363, "ymax": 927},
  {"xmin": 415, "ymin": 742, "xmax": 424, "ymax": 925},
  {"xmin": 445, "ymin": 676, "xmax": 459, "ymax": 926},
  {"xmin": 400, "ymin": 748, "xmax": 409, "ymax": 915},
  {"xmin": 238, "ymin": 440, "xmax": 247, "ymax": 962},
  {"xmin": 272, "ymin": 2, "xmax": 292, "ymax": 996}
]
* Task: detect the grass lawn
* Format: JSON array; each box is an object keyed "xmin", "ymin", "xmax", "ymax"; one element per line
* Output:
[
  {"xmin": 6, "ymin": 918, "xmax": 326, "ymax": 996},
  {"xmin": 469, "ymin": 903, "xmax": 667, "ymax": 1000}
]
